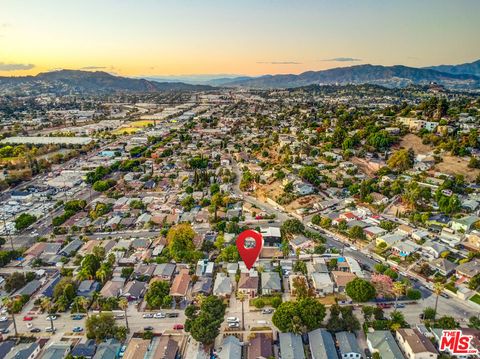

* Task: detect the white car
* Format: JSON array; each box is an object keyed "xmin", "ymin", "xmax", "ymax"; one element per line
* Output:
[
  {"xmin": 46, "ymin": 315, "xmax": 57, "ymax": 321},
  {"xmin": 153, "ymin": 312, "xmax": 165, "ymax": 319},
  {"xmin": 45, "ymin": 327, "xmax": 57, "ymax": 332},
  {"xmin": 228, "ymin": 322, "xmax": 240, "ymax": 328},
  {"xmin": 0, "ymin": 316, "xmax": 8, "ymax": 322},
  {"xmin": 142, "ymin": 313, "xmax": 154, "ymax": 319},
  {"xmin": 226, "ymin": 317, "xmax": 239, "ymax": 323},
  {"xmin": 27, "ymin": 323, "xmax": 33, "ymax": 328}
]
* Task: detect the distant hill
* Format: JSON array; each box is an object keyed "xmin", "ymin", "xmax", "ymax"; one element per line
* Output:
[
  {"xmin": 425, "ymin": 59, "xmax": 480, "ymax": 77},
  {"xmin": 222, "ymin": 64, "xmax": 480, "ymax": 89},
  {"xmin": 0, "ymin": 70, "xmax": 214, "ymax": 94}
]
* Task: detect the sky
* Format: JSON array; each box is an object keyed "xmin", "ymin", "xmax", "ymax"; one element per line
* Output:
[{"xmin": 1, "ymin": 0, "xmax": 480, "ymax": 77}]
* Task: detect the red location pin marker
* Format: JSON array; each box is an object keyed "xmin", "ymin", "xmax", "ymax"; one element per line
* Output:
[{"xmin": 236, "ymin": 229, "xmax": 263, "ymax": 270}]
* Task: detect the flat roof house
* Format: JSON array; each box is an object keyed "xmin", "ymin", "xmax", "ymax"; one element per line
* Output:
[
  {"xmin": 396, "ymin": 328, "xmax": 438, "ymax": 359},
  {"xmin": 336, "ymin": 331, "xmax": 362, "ymax": 359},
  {"xmin": 367, "ymin": 330, "xmax": 404, "ymax": 359},
  {"xmin": 309, "ymin": 329, "xmax": 338, "ymax": 359},
  {"xmin": 279, "ymin": 332, "xmax": 305, "ymax": 359}
]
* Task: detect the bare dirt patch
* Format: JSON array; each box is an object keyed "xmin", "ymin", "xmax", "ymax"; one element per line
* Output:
[
  {"xmin": 399, "ymin": 134, "xmax": 433, "ymax": 155},
  {"xmin": 433, "ymin": 155, "xmax": 480, "ymax": 181}
]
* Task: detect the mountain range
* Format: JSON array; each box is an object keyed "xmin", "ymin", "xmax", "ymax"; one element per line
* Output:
[
  {"xmin": 0, "ymin": 59, "xmax": 479, "ymax": 94},
  {"xmin": 218, "ymin": 59, "xmax": 480, "ymax": 89},
  {"xmin": 0, "ymin": 70, "xmax": 213, "ymax": 95}
]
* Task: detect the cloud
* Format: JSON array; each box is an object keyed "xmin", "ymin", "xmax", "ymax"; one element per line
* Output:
[
  {"xmin": 80, "ymin": 66, "xmax": 108, "ymax": 70},
  {"xmin": 322, "ymin": 57, "xmax": 362, "ymax": 62},
  {"xmin": 0, "ymin": 62, "xmax": 35, "ymax": 71},
  {"xmin": 256, "ymin": 61, "xmax": 302, "ymax": 65}
]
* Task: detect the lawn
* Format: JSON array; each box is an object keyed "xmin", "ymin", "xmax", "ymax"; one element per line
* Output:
[
  {"xmin": 470, "ymin": 294, "xmax": 480, "ymax": 305},
  {"xmin": 112, "ymin": 127, "xmax": 140, "ymax": 135}
]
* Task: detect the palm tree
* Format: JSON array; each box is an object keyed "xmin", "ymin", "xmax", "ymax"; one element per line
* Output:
[
  {"xmin": 236, "ymin": 291, "xmax": 247, "ymax": 331},
  {"xmin": 392, "ymin": 282, "xmax": 406, "ymax": 310},
  {"xmin": 118, "ymin": 298, "xmax": 129, "ymax": 331},
  {"xmin": 433, "ymin": 282, "xmax": 444, "ymax": 324},
  {"xmin": 2, "ymin": 298, "xmax": 18, "ymax": 336},
  {"xmin": 78, "ymin": 296, "xmax": 90, "ymax": 318},
  {"xmin": 40, "ymin": 297, "xmax": 55, "ymax": 333}
]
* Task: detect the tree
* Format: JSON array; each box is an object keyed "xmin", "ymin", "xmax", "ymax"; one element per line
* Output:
[
  {"xmin": 326, "ymin": 304, "xmax": 360, "ymax": 332},
  {"xmin": 272, "ymin": 298, "xmax": 326, "ymax": 334},
  {"xmin": 118, "ymin": 297, "xmax": 129, "ymax": 331},
  {"xmin": 80, "ymin": 254, "xmax": 101, "ymax": 280},
  {"xmin": 433, "ymin": 282, "xmax": 444, "ymax": 324},
  {"xmin": 92, "ymin": 179, "xmax": 116, "ymax": 192},
  {"xmin": 86, "ymin": 313, "xmax": 126, "ymax": 341},
  {"xmin": 423, "ymin": 307, "xmax": 436, "ymax": 321},
  {"xmin": 166, "ymin": 223, "xmax": 197, "ymax": 262},
  {"xmin": 384, "ymin": 268, "xmax": 398, "ymax": 280},
  {"xmin": 392, "ymin": 282, "xmax": 405, "ymax": 309},
  {"xmin": 292, "ymin": 276, "xmax": 314, "ymax": 299},
  {"xmin": 14, "ymin": 213, "xmax": 37, "ymax": 231},
  {"xmin": 185, "ymin": 296, "xmax": 226, "ymax": 345},
  {"xmin": 346, "ymin": 278, "xmax": 376, "ymax": 302},
  {"xmin": 2, "ymin": 297, "xmax": 18, "ymax": 336},
  {"xmin": 145, "ymin": 280, "xmax": 170, "ymax": 309},
  {"xmin": 41, "ymin": 297, "xmax": 55, "ymax": 332},
  {"xmin": 406, "ymin": 288, "xmax": 422, "ymax": 300},
  {"xmin": 387, "ymin": 148, "xmax": 414, "ymax": 172},
  {"xmin": 281, "ymin": 219, "xmax": 304, "ymax": 237},
  {"xmin": 348, "ymin": 226, "xmax": 366, "ymax": 241},
  {"xmin": 236, "ymin": 291, "xmax": 247, "ymax": 331},
  {"xmin": 435, "ymin": 316, "xmax": 458, "ymax": 329},
  {"xmin": 362, "ymin": 305, "xmax": 375, "ymax": 322}
]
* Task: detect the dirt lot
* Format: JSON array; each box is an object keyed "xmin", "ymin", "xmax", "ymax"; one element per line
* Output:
[
  {"xmin": 255, "ymin": 181, "xmax": 323, "ymax": 211},
  {"xmin": 399, "ymin": 134, "xmax": 433, "ymax": 155},
  {"xmin": 433, "ymin": 155, "xmax": 480, "ymax": 181}
]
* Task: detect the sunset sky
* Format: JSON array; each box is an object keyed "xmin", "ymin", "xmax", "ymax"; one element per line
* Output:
[{"xmin": 1, "ymin": 0, "xmax": 479, "ymax": 77}]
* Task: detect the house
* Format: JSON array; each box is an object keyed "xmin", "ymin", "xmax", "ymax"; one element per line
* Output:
[
  {"xmin": 261, "ymin": 272, "xmax": 282, "ymax": 295},
  {"xmin": 308, "ymin": 329, "xmax": 338, "ymax": 359},
  {"xmin": 336, "ymin": 331, "xmax": 362, "ymax": 359},
  {"xmin": 370, "ymin": 192, "xmax": 389, "ymax": 205},
  {"xmin": 169, "ymin": 269, "xmax": 191, "ymax": 300},
  {"xmin": 331, "ymin": 271, "xmax": 357, "ymax": 292},
  {"xmin": 451, "ymin": 215, "xmax": 480, "ymax": 233},
  {"xmin": 464, "ymin": 231, "xmax": 480, "ymax": 251},
  {"xmin": 191, "ymin": 277, "xmax": 212, "ymax": 296},
  {"xmin": 71, "ymin": 340, "xmax": 97, "ymax": 359},
  {"xmin": 213, "ymin": 273, "xmax": 233, "ymax": 298},
  {"xmin": 100, "ymin": 280, "xmax": 125, "ymax": 297},
  {"xmin": 132, "ymin": 263, "xmax": 156, "ymax": 280},
  {"xmin": 290, "ymin": 235, "xmax": 315, "ymax": 252},
  {"xmin": 311, "ymin": 272, "xmax": 334, "ymax": 296},
  {"xmin": 218, "ymin": 336, "xmax": 242, "ymax": 359},
  {"xmin": 14, "ymin": 279, "xmax": 42, "ymax": 298},
  {"xmin": 121, "ymin": 281, "xmax": 147, "ymax": 301},
  {"xmin": 429, "ymin": 258, "xmax": 457, "ymax": 276},
  {"xmin": 145, "ymin": 336, "xmax": 178, "ymax": 359},
  {"xmin": 364, "ymin": 226, "xmax": 387, "ymax": 239},
  {"xmin": 0, "ymin": 341, "xmax": 15, "ymax": 359},
  {"xmin": 39, "ymin": 274, "xmax": 62, "ymax": 298},
  {"xmin": 41, "ymin": 343, "xmax": 71, "ymax": 359},
  {"xmin": 77, "ymin": 280, "xmax": 101, "ymax": 298},
  {"xmin": 260, "ymin": 227, "xmax": 282, "ymax": 247},
  {"xmin": 247, "ymin": 333, "xmax": 273, "ymax": 359},
  {"xmin": 195, "ymin": 259, "xmax": 214, "ymax": 277},
  {"xmin": 153, "ymin": 263, "xmax": 176, "ymax": 281},
  {"xmin": 59, "ymin": 239, "xmax": 84, "ymax": 256},
  {"xmin": 456, "ymin": 259, "xmax": 480, "ymax": 280},
  {"xmin": 93, "ymin": 339, "xmax": 122, "ymax": 359},
  {"xmin": 422, "ymin": 240, "xmax": 449, "ymax": 259},
  {"xmin": 367, "ymin": 330, "xmax": 404, "ymax": 359},
  {"xmin": 279, "ymin": 332, "xmax": 305, "ymax": 359},
  {"xmin": 376, "ymin": 233, "xmax": 406, "ymax": 248},
  {"xmin": 122, "ymin": 338, "xmax": 149, "ymax": 359},
  {"xmin": 391, "ymin": 241, "xmax": 419, "ymax": 258},
  {"xmin": 238, "ymin": 273, "xmax": 259, "ymax": 298},
  {"xmin": 4, "ymin": 342, "xmax": 40, "ymax": 359},
  {"xmin": 396, "ymin": 328, "xmax": 438, "ymax": 359}
]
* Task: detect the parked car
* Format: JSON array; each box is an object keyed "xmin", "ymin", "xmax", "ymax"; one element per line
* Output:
[
  {"xmin": 46, "ymin": 315, "xmax": 57, "ymax": 321},
  {"xmin": 72, "ymin": 314, "xmax": 84, "ymax": 320},
  {"xmin": 226, "ymin": 317, "xmax": 239, "ymax": 323},
  {"xmin": 440, "ymin": 293, "xmax": 449, "ymax": 299},
  {"xmin": 144, "ymin": 326, "xmax": 154, "ymax": 331},
  {"xmin": 173, "ymin": 324, "xmax": 184, "ymax": 330},
  {"xmin": 154, "ymin": 312, "xmax": 166, "ymax": 319},
  {"xmin": 142, "ymin": 313, "xmax": 154, "ymax": 319},
  {"xmin": 166, "ymin": 312, "xmax": 179, "ymax": 318},
  {"xmin": 1, "ymin": 328, "xmax": 9, "ymax": 334},
  {"xmin": 23, "ymin": 316, "xmax": 34, "ymax": 321},
  {"xmin": 45, "ymin": 327, "xmax": 57, "ymax": 333},
  {"xmin": 27, "ymin": 323, "xmax": 33, "ymax": 328},
  {"xmin": 396, "ymin": 303, "xmax": 406, "ymax": 308},
  {"xmin": 228, "ymin": 322, "xmax": 240, "ymax": 329},
  {"xmin": 30, "ymin": 328, "xmax": 41, "ymax": 333},
  {"xmin": 0, "ymin": 316, "xmax": 8, "ymax": 322},
  {"xmin": 72, "ymin": 327, "xmax": 83, "ymax": 333},
  {"xmin": 261, "ymin": 308, "xmax": 274, "ymax": 314}
]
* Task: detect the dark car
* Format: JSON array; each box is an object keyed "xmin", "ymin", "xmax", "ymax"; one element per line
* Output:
[
  {"xmin": 166, "ymin": 313, "xmax": 179, "ymax": 318},
  {"xmin": 144, "ymin": 326, "xmax": 154, "ymax": 331},
  {"xmin": 364, "ymin": 348, "xmax": 372, "ymax": 359},
  {"xmin": 30, "ymin": 328, "xmax": 41, "ymax": 333}
]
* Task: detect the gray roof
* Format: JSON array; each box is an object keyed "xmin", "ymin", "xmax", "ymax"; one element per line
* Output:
[
  {"xmin": 367, "ymin": 330, "xmax": 404, "ymax": 359},
  {"xmin": 213, "ymin": 273, "xmax": 232, "ymax": 296},
  {"xmin": 40, "ymin": 344, "xmax": 70, "ymax": 359},
  {"xmin": 308, "ymin": 329, "xmax": 338, "ymax": 359},
  {"xmin": 15, "ymin": 279, "xmax": 42, "ymax": 297},
  {"xmin": 61, "ymin": 239, "xmax": 84, "ymax": 255},
  {"xmin": 336, "ymin": 331, "xmax": 362, "ymax": 356},
  {"xmin": 153, "ymin": 263, "xmax": 176, "ymax": 277},
  {"xmin": 93, "ymin": 339, "xmax": 121, "ymax": 359},
  {"xmin": 279, "ymin": 332, "xmax": 305, "ymax": 359},
  {"xmin": 218, "ymin": 336, "xmax": 242, "ymax": 359},
  {"xmin": 261, "ymin": 272, "xmax": 281, "ymax": 291}
]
